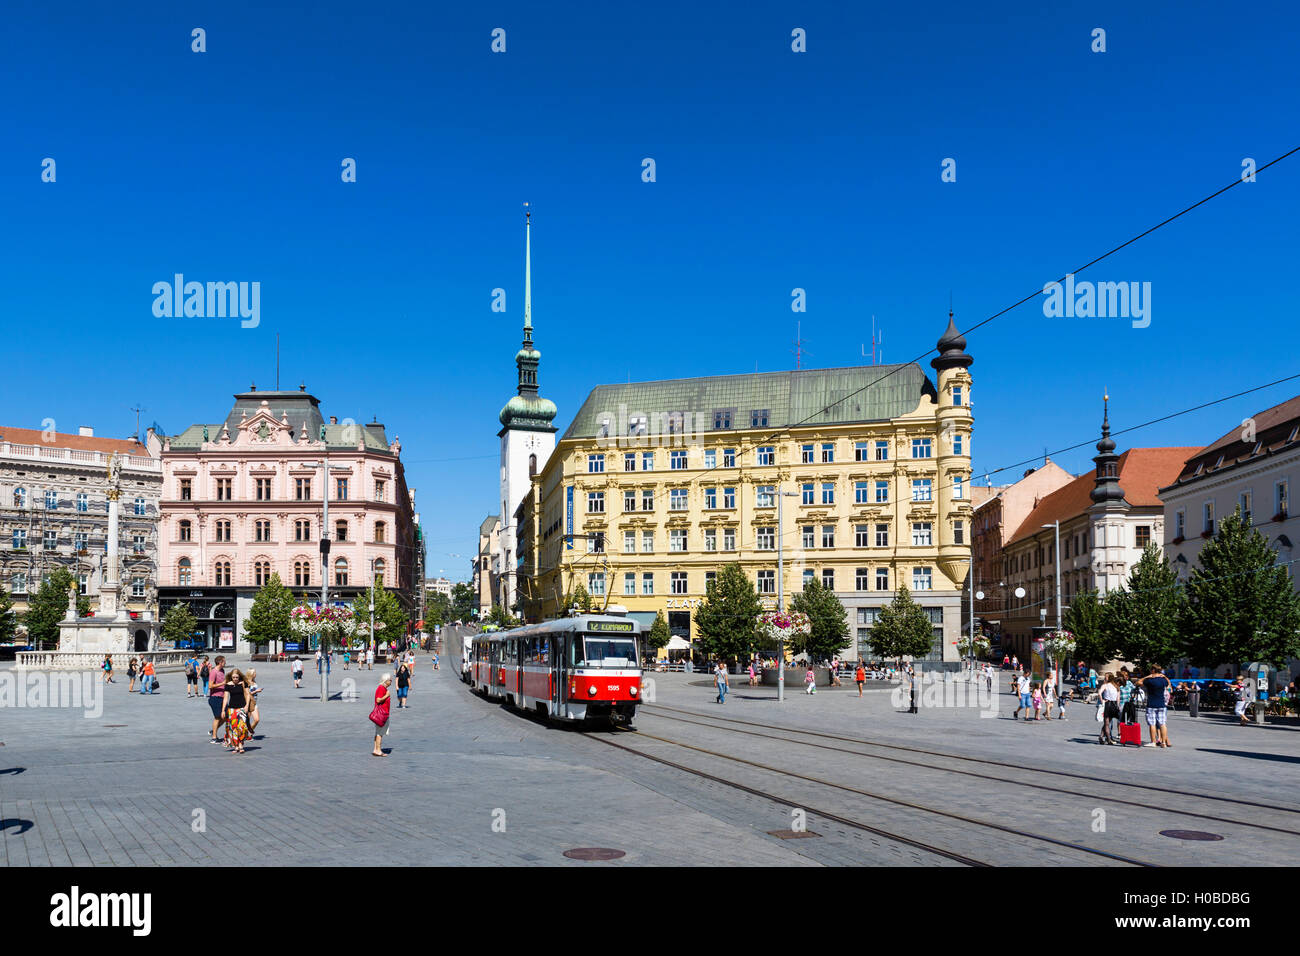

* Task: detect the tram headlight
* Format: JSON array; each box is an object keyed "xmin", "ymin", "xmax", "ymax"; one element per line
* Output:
[
  {"xmin": 629, "ymin": 685, "xmax": 638, "ymax": 696},
  {"xmin": 587, "ymin": 685, "xmax": 598, "ymax": 696}
]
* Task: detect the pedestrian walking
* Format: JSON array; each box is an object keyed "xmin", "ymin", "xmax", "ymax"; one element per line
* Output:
[
  {"xmin": 1098, "ymin": 674, "xmax": 1120, "ymax": 744},
  {"xmin": 141, "ymin": 658, "xmax": 155, "ymax": 695},
  {"xmin": 830, "ymin": 658, "xmax": 842, "ymax": 687},
  {"xmin": 185, "ymin": 654, "xmax": 199, "ymax": 697},
  {"xmin": 1031, "ymin": 683, "xmax": 1043, "ymax": 720},
  {"xmin": 432, "ymin": 652, "xmax": 439, "ymax": 671},
  {"xmin": 1233, "ymin": 676, "xmax": 1250, "ymax": 726},
  {"xmin": 1013, "ymin": 670, "xmax": 1032, "ymax": 720},
  {"xmin": 906, "ymin": 665, "xmax": 918, "ymax": 713},
  {"xmin": 856, "ymin": 663, "xmax": 866, "ymax": 697},
  {"xmin": 200, "ymin": 656, "xmax": 211, "ymax": 697},
  {"xmin": 1137, "ymin": 665, "xmax": 1172, "ymax": 747},
  {"xmin": 292, "ymin": 656, "xmax": 303, "ymax": 688},
  {"xmin": 102, "ymin": 655, "xmax": 115, "ymax": 684},
  {"xmin": 1042, "ymin": 674, "xmax": 1055, "ymax": 719},
  {"xmin": 396, "ymin": 658, "xmax": 411, "ymax": 708},
  {"xmin": 221, "ymin": 668, "xmax": 251, "ymax": 754},
  {"xmin": 366, "ymin": 646, "xmax": 375, "ymax": 671},
  {"xmin": 1119, "ymin": 669, "xmax": 1136, "ymax": 724},
  {"xmin": 208, "ymin": 656, "xmax": 227, "ymax": 744},
  {"xmin": 714, "ymin": 661, "xmax": 729, "ymax": 703},
  {"xmin": 371, "ymin": 674, "xmax": 393, "ymax": 756},
  {"xmin": 246, "ymin": 668, "xmax": 262, "ymax": 736},
  {"xmin": 127, "ymin": 657, "xmax": 138, "ymax": 692},
  {"xmin": 343, "ymin": 649, "xmax": 351, "ymax": 670}
]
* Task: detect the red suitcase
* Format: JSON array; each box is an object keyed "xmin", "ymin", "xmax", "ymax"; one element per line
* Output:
[{"xmin": 1119, "ymin": 722, "xmax": 1143, "ymax": 746}]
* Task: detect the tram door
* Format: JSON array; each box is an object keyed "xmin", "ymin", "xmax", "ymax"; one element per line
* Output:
[
  {"xmin": 489, "ymin": 640, "xmax": 500, "ymax": 691},
  {"xmin": 554, "ymin": 634, "xmax": 571, "ymax": 719}
]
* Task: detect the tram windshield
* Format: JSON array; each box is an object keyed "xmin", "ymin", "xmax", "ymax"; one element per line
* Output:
[{"xmin": 576, "ymin": 636, "xmax": 638, "ymax": 668}]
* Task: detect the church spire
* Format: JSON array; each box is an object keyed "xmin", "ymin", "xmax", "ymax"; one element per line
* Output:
[
  {"xmin": 523, "ymin": 203, "xmax": 532, "ymax": 343},
  {"xmin": 1090, "ymin": 391, "xmax": 1126, "ymax": 505},
  {"xmin": 499, "ymin": 204, "xmax": 557, "ymax": 432}
]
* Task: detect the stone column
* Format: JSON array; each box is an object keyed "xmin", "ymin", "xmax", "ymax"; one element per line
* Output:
[{"xmin": 103, "ymin": 486, "xmax": 124, "ymax": 620}]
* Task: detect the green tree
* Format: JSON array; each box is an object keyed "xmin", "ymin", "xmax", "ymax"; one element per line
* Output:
[
  {"xmin": 788, "ymin": 578, "xmax": 850, "ymax": 659},
  {"xmin": 867, "ymin": 585, "xmax": 933, "ymax": 664},
  {"xmin": 243, "ymin": 572, "xmax": 295, "ymax": 654},
  {"xmin": 161, "ymin": 602, "xmax": 198, "ymax": 647},
  {"xmin": 1063, "ymin": 588, "xmax": 1112, "ymax": 664},
  {"xmin": 351, "ymin": 582, "xmax": 410, "ymax": 647},
  {"xmin": 646, "ymin": 611, "xmax": 671, "ymax": 659},
  {"xmin": 486, "ymin": 603, "xmax": 520, "ymax": 628},
  {"xmin": 694, "ymin": 563, "xmax": 762, "ymax": 664},
  {"xmin": 450, "ymin": 582, "xmax": 477, "ymax": 622},
  {"xmin": 22, "ymin": 567, "xmax": 91, "ymax": 649},
  {"xmin": 564, "ymin": 582, "xmax": 593, "ymax": 613},
  {"xmin": 1184, "ymin": 508, "xmax": 1300, "ymax": 669},
  {"xmin": 1102, "ymin": 544, "xmax": 1186, "ymax": 670},
  {"xmin": 425, "ymin": 591, "xmax": 451, "ymax": 627},
  {"xmin": 0, "ymin": 587, "xmax": 16, "ymax": 645}
]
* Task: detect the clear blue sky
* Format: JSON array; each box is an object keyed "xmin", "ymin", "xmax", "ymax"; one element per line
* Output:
[{"xmin": 4, "ymin": 0, "xmax": 1297, "ymax": 581}]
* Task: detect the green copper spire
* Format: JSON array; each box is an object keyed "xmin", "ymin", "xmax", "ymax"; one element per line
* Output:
[{"xmin": 500, "ymin": 204, "xmax": 557, "ymax": 432}]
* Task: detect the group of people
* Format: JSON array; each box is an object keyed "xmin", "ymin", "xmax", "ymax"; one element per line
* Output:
[
  {"xmin": 1010, "ymin": 669, "xmax": 1066, "ymax": 721},
  {"xmin": 203, "ymin": 656, "xmax": 262, "ymax": 754},
  {"xmin": 1095, "ymin": 665, "xmax": 1173, "ymax": 747},
  {"xmin": 100, "ymin": 655, "xmax": 164, "ymax": 694}
]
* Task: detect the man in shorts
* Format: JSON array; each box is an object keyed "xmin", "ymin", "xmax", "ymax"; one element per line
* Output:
[
  {"xmin": 185, "ymin": 655, "xmax": 199, "ymax": 697},
  {"xmin": 1013, "ymin": 670, "xmax": 1032, "ymax": 720},
  {"xmin": 1138, "ymin": 665, "xmax": 1172, "ymax": 748},
  {"xmin": 208, "ymin": 656, "xmax": 227, "ymax": 744}
]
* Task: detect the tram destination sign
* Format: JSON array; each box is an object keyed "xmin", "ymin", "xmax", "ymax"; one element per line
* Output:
[{"xmin": 587, "ymin": 621, "xmax": 634, "ymax": 633}]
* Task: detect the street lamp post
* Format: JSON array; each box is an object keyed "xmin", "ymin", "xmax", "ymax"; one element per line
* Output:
[
  {"xmin": 305, "ymin": 437, "xmax": 351, "ymax": 703},
  {"xmin": 1042, "ymin": 520, "xmax": 1062, "ymax": 698},
  {"xmin": 775, "ymin": 484, "xmax": 800, "ymax": 702}
]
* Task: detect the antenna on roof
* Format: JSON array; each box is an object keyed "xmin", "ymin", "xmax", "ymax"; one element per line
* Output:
[
  {"xmin": 860, "ymin": 316, "xmax": 883, "ymax": 365},
  {"xmin": 792, "ymin": 320, "xmax": 809, "ymax": 370},
  {"xmin": 276, "ymin": 334, "xmax": 280, "ymax": 391},
  {"xmin": 129, "ymin": 404, "xmax": 145, "ymax": 443}
]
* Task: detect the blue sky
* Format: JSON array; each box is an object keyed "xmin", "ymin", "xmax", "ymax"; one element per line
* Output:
[{"xmin": 3, "ymin": 0, "xmax": 1297, "ymax": 581}]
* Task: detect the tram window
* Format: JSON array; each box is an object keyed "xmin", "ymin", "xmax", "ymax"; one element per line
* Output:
[
  {"xmin": 540, "ymin": 637, "xmax": 549, "ymax": 662},
  {"xmin": 578, "ymin": 635, "xmax": 638, "ymax": 668}
]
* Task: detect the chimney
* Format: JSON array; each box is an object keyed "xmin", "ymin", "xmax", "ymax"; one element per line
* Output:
[{"xmin": 78, "ymin": 426, "xmax": 94, "ymax": 437}]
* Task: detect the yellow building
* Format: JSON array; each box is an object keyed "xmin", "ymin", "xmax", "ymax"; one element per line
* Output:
[{"xmin": 516, "ymin": 316, "xmax": 974, "ymax": 663}]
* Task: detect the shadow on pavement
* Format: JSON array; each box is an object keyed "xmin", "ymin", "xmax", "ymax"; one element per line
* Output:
[{"xmin": 1197, "ymin": 748, "xmax": 1300, "ymax": 764}]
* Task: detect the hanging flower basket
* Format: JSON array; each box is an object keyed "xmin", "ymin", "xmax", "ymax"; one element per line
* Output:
[
  {"xmin": 290, "ymin": 604, "xmax": 357, "ymax": 645},
  {"xmin": 756, "ymin": 610, "xmax": 810, "ymax": 643},
  {"xmin": 957, "ymin": 635, "xmax": 991, "ymax": 656},
  {"xmin": 1040, "ymin": 629, "xmax": 1077, "ymax": 660}
]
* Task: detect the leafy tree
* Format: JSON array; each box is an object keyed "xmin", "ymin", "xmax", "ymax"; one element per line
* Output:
[
  {"xmin": 1102, "ymin": 545, "xmax": 1186, "ymax": 670},
  {"xmin": 450, "ymin": 582, "xmax": 477, "ymax": 622},
  {"xmin": 564, "ymin": 582, "xmax": 593, "ymax": 613},
  {"xmin": 486, "ymin": 603, "xmax": 520, "ymax": 628},
  {"xmin": 646, "ymin": 611, "xmax": 671, "ymax": 659},
  {"xmin": 694, "ymin": 563, "xmax": 762, "ymax": 664},
  {"xmin": 1184, "ymin": 508, "xmax": 1300, "ymax": 669},
  {"xmin": 161, "ymin": 602, "xmax": 198, "ymax": 648},
  {"xmin": 867, "ymin": 585, "xmax": 933, "ymax": 664},
  {"xmin": 788, "ymin": 578, "xmax": 850, "ymax": 659},
  {"xmin": 1063, "ymin": 588, "xmax": 1111, "ymax": 664},
  {"xmin": 243, "ymin": 572, "xmax": 295, "ymax": 654},
  {"xmin": 0, "ymin": 587, "xmax": 15, "ymax": 645},
  {"xmin": 22, "ymin": 567, "xmax": 91, "ymax": 649},
  {"xmin": 425, "ymin": 591, "xmax": 451, "ymax": 627},
  {"xmin": 351, "ymin": 582, "xmax": 410, "ymax": 647}
]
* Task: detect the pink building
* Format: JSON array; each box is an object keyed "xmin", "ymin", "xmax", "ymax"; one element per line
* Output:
[{"xmin": 156, "ymin": 386, "xmax": 416, "ymax": 653}]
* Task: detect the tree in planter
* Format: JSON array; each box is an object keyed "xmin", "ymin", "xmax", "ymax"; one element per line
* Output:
[
  {"xmin": 646, "ymin": 611, "xmax": 671, "ymax": 661},
  {"xmin": 1063, "ymin": 588, "xmax": 1112, "ymax": 666},
  {"xmin": 867, "ymin": 585, "xmax": 934, "ymax": 666},
  {"xmin": 1102, "ymin": 544, "xmax": 1186, "ymax": 670},
  {"xmin": 243, "ymin": 573, "xmax": 295, "ymax": 656},
  {"xmin": 788, "ymin": 579, "xmax": 850, "ymax": 660},
  {"xmin": 22, "ymin": 568, "xmax": 91, "ymax": 649},
  {"xmin": 1184, "ymin": 508, "xmax": 1300, "ymax": 670},
  {"xmin": 694, "ymin": 563, "xmax": 763, "ymax": 665},
  {"xmin": 161, "ymin": 602, "xmax": 198, "ymax": 648}
]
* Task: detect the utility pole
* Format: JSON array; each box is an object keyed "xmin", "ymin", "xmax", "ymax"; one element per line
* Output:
[{"xmin": 776, "ymin": 485, "xmax": 799, "ymax": 702}]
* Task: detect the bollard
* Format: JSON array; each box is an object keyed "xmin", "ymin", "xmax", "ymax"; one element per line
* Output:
[{"xmin": 1188, "ymin": 683, "xmax": 1200, "ymax": 719}]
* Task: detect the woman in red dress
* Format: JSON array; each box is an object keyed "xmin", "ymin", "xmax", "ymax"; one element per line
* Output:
[{"xmin": 370, "ymin": 674, "xmax": 393, "ymax": 757}]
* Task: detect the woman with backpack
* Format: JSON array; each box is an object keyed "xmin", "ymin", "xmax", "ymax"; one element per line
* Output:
[
  {"xmin": 127, "ymin": 657, "xmax": 138, "ymax": 693},
  {"xmin": 200, "ymin": 656, "xmax": 211, "ymax": 696},
  {"xmin": 185, "ymin": 656, "xmax": 199, "ymax": 697}
]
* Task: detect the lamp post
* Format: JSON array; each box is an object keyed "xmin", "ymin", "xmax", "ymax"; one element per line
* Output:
[
  {"xmin": 775, "ymin": 484, "xmax": 800, "ymax": 702},
  {"xmin": 1042, "ymin": 520, "xmax": 1062, "ymax": 698},
  {"xmin": 304, "ymin": 435, "xmax": 352, "ymax": 702}
]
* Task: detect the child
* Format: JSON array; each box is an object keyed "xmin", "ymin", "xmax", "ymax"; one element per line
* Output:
[
  {"xmin": 805, "ymin": 666, "xmax": 816, "ymax": 695},
  {"xmin": 1031, "ymin": 682, "xmax": 1043, "ymax": 720}
]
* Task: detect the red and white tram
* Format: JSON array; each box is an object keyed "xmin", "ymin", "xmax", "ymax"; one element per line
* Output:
[{"xmin": 469, "ymin": 613, "xmax": 643, "ymax": 724}]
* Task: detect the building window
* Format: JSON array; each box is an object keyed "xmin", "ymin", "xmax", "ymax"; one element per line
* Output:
[
  {"xmin": 912, "ymin": 479, "xmax": 932, "ymax": 502},
  {"xmin": 214, "ymin": 561, "xmax": 231, "ymax": 586},
  {"xmin": 757, "ymin": 570, "xmax": 775, "ymax": 594},
  {"xmin": 131, "ymin": 576, "xmax": 146, "ymax": 598},
  {"xmin": 954, "ymin": 520, "xmax": 964, "ymax": 546},
  {"xmin": 913, "ymin": 567, "xmax": 933, "ymax": 591},
  {"xmin": 854, "ymin": 482, "xmax": 869, "ymax": 505},
  {"xmin": 335, "ymin": 558, "xmax": 349, "ymax": 586},
  {"xmin": 1202, "ymin": 502, "xmax": 1214, "ymax": 535},
  {"xmin": 670, "ymin": 488, "xmax": 688, "ymax": 511},
  {"xmin": 179, "ymin": 520, "xmax": 192, "ymax": 542},
  {"xmin": 757, "ymin": 486, "xmax": 775, "ymax": 508},
  {"xmin": 74, "ymin": 532, "xmax": 87, "ymax": 552},
  {"xmin": 822, "ymin": 568, "xmax": 834, "ymax": 590},
  {"xmin": 876, "ymin": 567, "xmax": 889, "ymax": 591},
  {"xmin": 624, "ymin": 452, "xmax": 636, "ymax": 472},
  {"xmin": 801, "ymin": 444, "xmax": 814, "ymax": 464},
  {"xmin": 336, "ymin": 477, "xmax": 349, "ymax": 500},
  {"xmin": 375, "ymin": 479, "xmax": 386, "ymax": 502},
  {"xmin": 757, "ymin": 527, "xmax": 775, "ymax": 550},
  {"xmin": 77, "ymin": 492, "xmax": 89, "ymax": 512},
  {"xmin": 294, "ymin": 519, "xmax": 310, "ymax": 541},
  {"xmin": 254, "ymin": 561, "xmax": 271, "ymax": 586},
  {"xmin": 722, "ymin": 449, "xmax": 736, "ymax": 468},
  {"xmin": 642, "ymin": 572, "xmax": 655, "ymax": 595},
  {"xmin": 589, "ymin": 533, "xmax": 605, "ymax": 554},
  {"xmin": 821, "ymin": 443, "xmax": 835, "ymax": 463},
  {"xmin": 44, "ymin": 490, "xmax": 57, "ymax": 510},
  {"xmin": 642, "ymin": 452, "xmax": 654, "ymax": 471},
  {"xmin": 335, "ymin": 520, "xmax": 348, "ymax": 542},
  {"xmin": 751, "ymin": 409, "xmax": 769, "ymax": 428},
  {"xmin": 821, "ymin": 525, "xmax": 835, "ymax": 549},
  {"xmin": 178, "ymin": 558, "xmax": 192, "ymax": 586},
  {"xmin": 587, "ymin": 492, "xmax": 605, "ymax": 514},
  {"xmin": 629, "ymin": 416, "xmax": 647, "ymax": 437},
  {"xmin": 10, "ymin": 487, "xmax": 26, "ymax": 509},
  {"xmin": 953, "ymin": 433, "xmax": 964, "ymax": 456},
  {"xmin": 757, "ymin": 446, "xmax": 775, "ymax": 466},
  {"xmin": 215, "ymin": 478, "xmax": 232, "ymax": 501},
  {"xmin": 912, "ymin": 438, "xmax": 932, "ymax": 459},
  {"xmin": 803, "ymin": 568, "xmax": 815, "ymax": 588},
  {"xmin": 704, "ymin": 487, "xmax": 717, "ymax": 509},
  {"xmin": 670, "ymin": 529, "xmax": 687, "ymax": 552},
  {"xmin": 180, "ymin": 478, "xmax": 192, "ymax": 501},
  {"xmin": 953, "ymin": 385, "xmax": 964, "ymax": 406},
  {"xmin": 723, "ymin": 487, "xmax": 736, "ymax": 509},
  {"xmin": 133, "ymin": 533, "xmax": 146, "ymax": 554},
  {"xmin": 588, "ymin": 454, "xmax": 605, "ymax": 473},
  {"xmin": 671, "ymin": 571, "xmax": 688, "ymax": 595},
  {"xmin": 670, "ymin": 450, "xmax": 687, "ymax": 470},
  {"xmin": 623, "ymin": 530, "xmax": 636, "ymax": 554},
  {"xmin": 294, "ymin": 561, "xmax": 310, "ymax": 587},
  {"xmin": 375, "ymin": 521, "xmax": 386, "ymax": 543},
  {"xmin": 875, "ymin": 481, "xmax": 889, "ymax": 504},
  {"xmin": 713, "ymin": 409, "xmax": 733, "ymax": 430},
  {"xmin": 1239, "ymin": 491, "xmax": 1252, "ymax": 525},
  {"xmin": 954, "ymin": 476, "xmax": 964, "ymax": 500},
  {"xmin": 373, "ymin": 559, "xmax": 386, "ymax": 585},
  {"xmin": 723, "ymin": 527, "xmax": 736, "ymax": 551},
  {"xmin": 1135, "ymin": 525, "xmax": 1151, "ymax": 549},
  {"xmin": 296, "ymin": 477, "xmax": 311, "ymax": 500},
  {"xmin": 622, "ymin": 490, "xmax": 636, "ymax": 512},
  {"xmin": 43, "ymin": 530, "xmax": 57, "ymax": 550},
  {"xmin": 875, "ymin": 440, "xmax": 889, "ymax": 461},
  {"xmin": 801, "ymin": 483, "xmax": 814, "ymax": 505},
  {"xmin": 642, "ymin": 531, "xmax": 654, "ymax": 553},
  {"xmin": 255, "ymin": 520, "xmax": 271, "ymax": 543},
  {"xmin": 704, "ymin": 528, "xmax": 717, "ymax": 551},
  {"xmin": 641, "ymin": 488, "xmax": 654, "ymax": 511},
  {"xmin": 1276, "ymin": 480, "xmax": 1289, "ymax": 518},
  {"xmin": 856, "ymin": 568, "xmax": 871, "ymax": 590},
  {"xmin": 855, "ymin": 525, "xmax": 870, "ymax": 548},
  {"xmin": 703, "ymin": 449, "xmax": 716, "ymax": 469},
  {"xmin": 912, "ymin": 522, "xmax": 932, "ymax": 547},
  {"xmin": 821, "ymin": 482, "xmax": 835, "ymax": 505},
  {"xmin": 255, "ymin": 477, "xmax": 272, "ymax": 501},
  {"xmin": 868, "ymin": 523, "xmax": 885, "ymax": 548},
  {"xmin": 802, "ymin": 525, "xmax": 815, "ymax": 549},
  {"xmin": 624, "ymin": 572, "xmax": 636, "ymax": 596},
  {"xmin": 134, "ymin": 497, "xmax": 146, "ymax": 516},
  {"xmin": 1175, "ymin": 510, "xmax": 1185, "ymax": 539},
  {"xmin": 855, "ymin": 442, "xmax": 870, "ymax": 462},
  {"xmin": 11, "ymin": 572, "xmax": 26, "ymax": 594},
  {"xmin": 587, "ymin": 572, "xmax": 605, "ymax": 597}
]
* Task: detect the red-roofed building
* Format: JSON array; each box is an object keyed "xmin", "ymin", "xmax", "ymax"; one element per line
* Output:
[{"xmin": 995, "ymin": 402, "xmax": 1198, "ymax": 663}]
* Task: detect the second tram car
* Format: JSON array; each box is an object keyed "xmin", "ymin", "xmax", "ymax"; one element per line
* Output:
[{"xmin": 469, "ymin": 613, "xmax": 642, "ymax": 724}]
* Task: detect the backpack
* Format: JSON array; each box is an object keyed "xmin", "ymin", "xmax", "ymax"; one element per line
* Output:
[
  {"xmin": 185, "ymin": 660, "xmax": 196, "ymax": 677},
  {"xmin": 200, "ymin": 663, "xmax": 210, "ymax": 679}
]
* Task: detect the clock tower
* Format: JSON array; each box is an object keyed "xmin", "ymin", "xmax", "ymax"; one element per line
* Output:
[{"xmin": 497, "ymin": 206, "xmax": 557, "ymax": 613}]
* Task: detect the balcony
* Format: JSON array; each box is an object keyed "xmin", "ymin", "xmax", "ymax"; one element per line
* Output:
[{"xmin": 1, "ymin": 441, "xmax": 160, "ymax": 472}]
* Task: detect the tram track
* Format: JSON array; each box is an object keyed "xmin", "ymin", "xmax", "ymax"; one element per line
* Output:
[
  {"xmin": 639, "ymin": 702, "xmax": 1300, "ymax": 839},
  {"xmin": 581, "ymin": 725, "xmax": 1160, "ymax": 867}
]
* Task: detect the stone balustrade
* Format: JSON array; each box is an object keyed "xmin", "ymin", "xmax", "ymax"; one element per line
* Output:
[
  {"xmin": 14, "ymin": 650, "xmax": 189, "ymax": 671},
  {"xmin": 0, "ymin": 441, "xmax": 160, "ymax": 472}
]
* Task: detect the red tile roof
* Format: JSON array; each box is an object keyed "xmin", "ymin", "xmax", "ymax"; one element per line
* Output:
[
  {"xmin": 1007, "ymin": 447, "xmax": 1200, "ymax": 545},
  {"xmin": 1166, "ymin": 394, "xmax": 1300, "ymax": 488},
  {"xmin": 0, "ymin": 425, "xmax": 149, "ymax": 457}
]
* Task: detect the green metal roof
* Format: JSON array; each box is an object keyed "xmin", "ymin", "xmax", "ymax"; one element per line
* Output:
[
  {"xmin": 560, "ymin": 364, "xmax": 936, "ymax": 441},
  {"xmin": 167, "ymin": 391, "xmax": 394, "ymax": 453}
]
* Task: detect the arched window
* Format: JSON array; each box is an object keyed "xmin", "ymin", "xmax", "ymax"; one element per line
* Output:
[
  {"xmin": 178, "ymin": 558, "xmax": 192, "ymax": 586},
  {"xmin": 529, "ymin": 454, "xmax": 537, "ymax": 477},
  {"xmin": 374, "ymin": 521, "xmax": 386, "ymax": 544},
  {"xmin": 294, "ymin": 560, "xmax": 310, "ymax": 588},
  {"xmin": 335, "ymin": 520, "xmax": 348, "ymax": 542},
  {"xmin": 12, "ymin": 487, "xmax": 26, "ymax": 508},
  {"xmin": 373, "ymin": 559, "xmax": 386, "ymax": 586},
  {"xmin": 214, "ymin": 561, "xmax": 231, "ymax": 586},
  {"xmin": 179, "ymin": 520, "xmax": 192, "ymax": 542},
  {"xmin": 254, "ymin": 560, "xmax": 270, "ymax": 587},
  {"xmin": 335, "ymin": 558, "xmax": 349, "ymax": 587}
]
